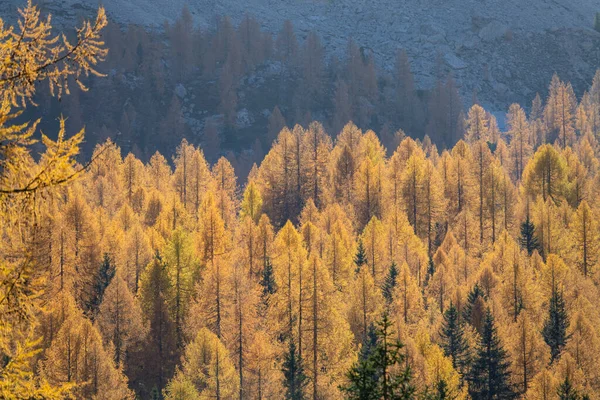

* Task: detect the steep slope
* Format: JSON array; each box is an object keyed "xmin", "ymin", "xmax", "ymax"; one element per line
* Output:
[{"xmin": 3, "ymin": 0, "xmax": 600, "ymax": 109}]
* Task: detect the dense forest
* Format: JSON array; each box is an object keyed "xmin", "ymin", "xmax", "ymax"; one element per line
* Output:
[
  {"xmin": 29, "ymin": 5, "xmax": 472, "ymax": 179},
  {"xmin": 3, "ymin": 2, "xmax": 600, "ymax": 400}
]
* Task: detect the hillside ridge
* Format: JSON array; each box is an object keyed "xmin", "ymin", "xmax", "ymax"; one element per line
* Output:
[{"xmin": 2, "ymin": 0, "xmax": 600, "ymax": 109}]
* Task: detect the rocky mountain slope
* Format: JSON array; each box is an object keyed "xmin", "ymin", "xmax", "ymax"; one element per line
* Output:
[{"xmin": 3, "ymin": 0, "xmax": 600, "ymax": 110}]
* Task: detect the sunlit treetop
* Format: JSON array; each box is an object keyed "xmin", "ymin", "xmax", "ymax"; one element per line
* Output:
[
  {"xmin": 0, "ymin": 0, "xmax": 108, "ymax": 107},
  {"xmin": 0, "ymin": 1, "xmax": 108, "ymax": 197}
]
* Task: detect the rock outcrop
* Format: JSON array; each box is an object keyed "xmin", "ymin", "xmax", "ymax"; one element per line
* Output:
[{"xmin": 4, "ymin": 0, "xmax": 599, "ymax": 110}]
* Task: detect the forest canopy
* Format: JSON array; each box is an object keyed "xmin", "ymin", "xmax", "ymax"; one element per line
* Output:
[
  {"xmin": 2, "ymin": 2, "xmax": 600, "ymax": 400},
  {"xmin": 19, "ymin": 5, "xmax": 469, "ymax": 178}
]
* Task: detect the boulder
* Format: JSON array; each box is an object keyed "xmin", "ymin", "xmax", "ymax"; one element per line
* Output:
[
  {"xmin": 479, "ymin": 21, "xmax": 508, "ymax": 42},
  {"xmin": 236, "ymin": 108, "xmax": 254, "ymax": 129},
  {"xmin": 444, "ymin": 52, "xmax": 467, "ymax": 69},
  {"xmin": 174, "ymin": 84, "xmax": 187, "ymax": 99}
]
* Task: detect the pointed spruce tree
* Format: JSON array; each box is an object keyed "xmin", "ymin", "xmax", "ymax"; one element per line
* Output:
[
  {"xmin": 259, "ymin": 257, "xmax": 277, "ymax": 299},
  {"xmin": 138, "ymin": 253, "xmax": 178, "ymax": 395},
  {"xmin": 542, "ymin": 285, "xmax": 569, "ymax": 363},
  {"xmin": 86, "ymin": 252, "xmax": 116, "ymax": 318},
  {"xmin": 341, "ymin": 353, "xmax": 379, "ymax": 400},
  {"xmin": 426, "ymin": 256, "xmax": 435, "ymax": 281},
  {"xmin": 423, "ymin": 379, "xmax": 451, "ymax": 400},
  {"xmin": 355, "ymin": 239, "xmax": 368, "ymax": 273},
  {"xmin": 467, "ymin": 309, "xmax": 517, "ymax": 399},
  {"xmin": 557, "ymin": 374, "xmax": 586, "ymax": 400},
  {"xmin": 371, "ymin": 313, "xmax": 415, "ymax": 400},
  {"xmin": 439, "ymin": 302, "xmax": 470, "ymax": 374},
  {"xmin": 283, "ymin": 338, "xmax": 307, "ymax": 400},
  {"xmin": 382, "ymin": 262, "xmax": 399, "ymax": 305},
  {"xmin": 434, "ymin": 379, "xmax": 450, "ymax": 400},
  {"xmin": 341, "ymin": 313, "xmax": 415, "ymax": 400},
  {"xmin": 462, "ymin": 283, "xmax": 486, "ymax": 331},
  {"xmin": 360, "ymin": 322, "xmax": 379, "ymax": 362},
  {"xmin": 519, "ymin": 215, "xmax": 540, "ymax": 256},
  {"xmin": 341, "ymin": 323, "xmax": 380, "ymax": 399},
  {"xmin": 258, "ymin": 256, "xmax": 277, "ymax": 317}
]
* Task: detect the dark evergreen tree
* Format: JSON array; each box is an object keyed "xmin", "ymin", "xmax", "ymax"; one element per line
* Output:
[
  {"xmin": 426, "ymin": 256, "xmax": 435, "ymax": 280},
  {"xmin": 283, "ymin": 338, "xmax": 307, "ymax": 400},
  {"xmin": 341, "ymin": 313, "xmax": 415, "ymax": 400},
  {"xmin": 423, "ymin": 379, "xmax": 450, "ymax": 400},
  {"xmin": 372, "ymin": 313, "xmax": 415, "ymax": 400},
  {"xmin": 434, "ymin": 380, "xmax": 450, "ymax": 400},
  {"xmin": 137, "ymin": 254, "xmax": 178, "ymax": 396},
  {"xmin": 258, "ymin": 257, "xmax": 277, "ymax": 317},
  {"xmin": 342, "ymin": 322, "xmax": 380, "ymax": 400},
  {"xmin": 259, "ymin": 257, "xmax": 277, "ymax": 299},
  {"xmin": 360, "ymin": 323, "xmax": 379, "ymax": 362},
  {"xmin": 382, "ymin": 262, "xmax": 399, "ymax": 305},
  {"xmin": 86, "ymin": 252, "xmax": 115, "ymax": 318},
  {"xmin": 354, "ymin": 239, "xmax": 368, "ymax": 273},
  {"xmin": 542, "ymin": 286, "xmax": 569, "ymax": 363},
  {"xmin": 557, "ymin": 374, "xmax": 585, "ymax": 400},
  {"xmin": 439, "ymin": 302, "xmax": 470, "ymax": 374},
  {"xmin": 462, "ymin": 283, "xmax": 486, "ymax": 329},
  {"xmin": 467, "ymin": 309, "xmax": 517, "ymax": 400},
  {"xmin": 519, "ymin": 216, "xmax": 540, "ymax": 256},
  {"xmin": 341, "ymin": 356, "xmax": 379, "ymax": 400}
]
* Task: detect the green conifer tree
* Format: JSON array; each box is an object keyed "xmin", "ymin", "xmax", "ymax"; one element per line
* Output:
[
  {"xmin": 382, "ymin": 262, "xmax": 399, "ymax": 305},
  {"xmin": 342, "ymin": 357, "xmax": 379, "ymax": 400},
  {"xmin": 557, "ymin": 374, "xmax": 585, "ymax": 400},
  {"xmin": 426, "ymin": 256, "xmax": 435, "ymax": 280},
  {"xmin": 86, "ymin": 252, "xmax": 116, "ymax": 317},
  {"xmin": 259, "ymin": 257, "xmax": 277, "ymax": 317},
  {"xmin": 341, "ymin": 313, "xmax": 415, "ymax": 400},
  {"xmin": 542, "ymin": 286, "xmax": 569, "ymax": 363},
  {"xmin": 372, "ymin": 313, "xmax": 415, "ymax": 400},
  {"xmin": 342, "ymin": 323, "xmax": 380, "ymax": 400},
  {"xmin": 439, "ymin": 302, "xmax": 470, "ymax": 374},
  {"xmin": 519, "ymin": 216, "xmax": 540, "ymax": 256},
  {"xmin": 259, "ymin": 257, "xmax": 277, "ymax": 299},
  {"xmin": 423, "ymin": 379, "xmax": 450, "ymax": 400},
  {"xmin": 360, "ymin": 323, "xmax": 379, "ymax": 362},
  {"xmin": 467, "ymin": 309, "xmax": 516, "ymax": 399},
  {"xmin": 283, "ymin": 338, "xmax": 307, "ymax": 400},
  {"xmin": 434, "ymin": 380, "xmax": 450, "ymax": 400},
  {"xmin": 462, "ymin": 283, "xmax": 485, "ymax": 327},
  {"xmin": 138, "ymin": 254, "xmax": 178, "ymax": 395},
  {"xmin": 355, "ymin": 239, "xmax": 368, "ymax": 273}
]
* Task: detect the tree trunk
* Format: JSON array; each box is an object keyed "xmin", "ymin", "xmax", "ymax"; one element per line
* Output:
[{"xmin": 312, "ymin": 258, "xmax": 318, "ymax": 400}]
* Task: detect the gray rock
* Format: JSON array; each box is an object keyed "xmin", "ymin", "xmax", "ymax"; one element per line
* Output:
[
  {"xmin": 236, "ymin": 108, "xmax": 254, "ymax": 129},
  {"xmin": 581, "ymin": 40, "xmax": 594, "ymax": 52},
  {"xmin": 444, "ymin": 52, "xmax": 467, "ymax": 69},
  {"xmin": 461, "ymin": 36, "xmax": 481, "ymax": 50},
  {"xmin": 493, "ymin": 82, "xmax": 509, "ymax": 96},
  {"xmin": 174, "ymin": 84, "xmax": 187, "ymax": 99},
  {"xmin": 479, "ymin": 21, "xmax": 508, "ymax": 42},
  {"xmin": 427, "ymin": 34, "xmax": 446, "ymax": 44}
]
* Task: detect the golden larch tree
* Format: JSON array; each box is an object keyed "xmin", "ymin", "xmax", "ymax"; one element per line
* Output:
[{"xmin": 97, "ymin": 269, "xmax": 147, "ymax": 365}]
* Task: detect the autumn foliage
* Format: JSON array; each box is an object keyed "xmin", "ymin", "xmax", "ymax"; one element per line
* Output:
[{"xmin": 3, "ymin": 2, "xmax": 600, "ymax": 400}]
